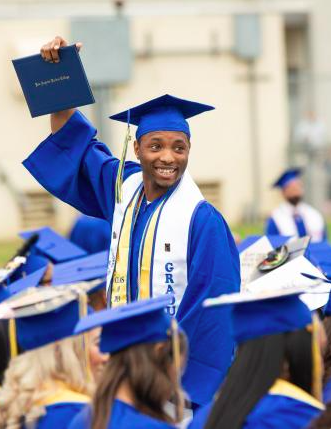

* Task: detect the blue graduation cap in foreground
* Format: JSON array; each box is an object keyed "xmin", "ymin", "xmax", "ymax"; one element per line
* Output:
[
  {"xmin": 204, "ymin": 287, "xmax": 312, "ymax": 344},
  {"xmin": 19, "ymin": 226, "xmax": 87, "ymax": 263},
  {"xmin": 1, "ymin": 281, "xmax": 100, "ymax": 351},
  {"xmin": 110, "ymin": 94, "xmax": 215, "ymax": 140},
  {"xmin": 75, "ymin": 295, "xmax": 173, "ymax": 354},
  {"xmin": 273, "ymin": 168, "xmax": 302, "ymax": 189},
  {"xmin": 0, "ymin": 286, "xmax": 10, "ymax": 304},
  {"xmin": 52, "ymin": 250, "xmax": 108, "ymax": 291}
]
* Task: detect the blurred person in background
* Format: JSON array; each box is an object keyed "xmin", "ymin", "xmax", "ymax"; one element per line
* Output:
[
  {"xmin": 0, "ymin": 285, "xmax": 108, "ymax": 429},
  {"xmin": 69, "ymin": 296, "xmax": 187, "ymax": 429},
  {"xmin": 23, "ymin": 36, "xmax": 240, "ymax": 408},
  {"xmin": 69, "ymin": 214, "xmax": 111, "ymax": 254},
  {"xmin": 265, "ymin": 168, "xmax": 327, "ymax": 242},
  {"xmin": 188, "ymin": 289, "xmax": 325, "ymax": 429}
]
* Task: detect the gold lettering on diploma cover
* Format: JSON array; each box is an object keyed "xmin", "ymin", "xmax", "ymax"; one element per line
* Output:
[{"xmin": 34, "ymin": 75, "xmax": 70, "ymax": 87}]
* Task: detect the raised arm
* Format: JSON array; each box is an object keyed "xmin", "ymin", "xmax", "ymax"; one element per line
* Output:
[
  {"xmin": 23, "ymin": 37, "xmax": 141, "ymax": 223},
  {"xmin": 41, "ymin": 36, "xmax": 80, "ymax": 134}
]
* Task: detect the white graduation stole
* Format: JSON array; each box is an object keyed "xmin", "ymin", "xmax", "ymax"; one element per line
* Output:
[{"xmin": 107, "ymin": 171, "xmax": 204, "ymax": 314}]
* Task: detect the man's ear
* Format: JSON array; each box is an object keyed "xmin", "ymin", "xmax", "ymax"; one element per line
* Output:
[{"xmin": 133, "ymin": 139, "xmax": 140, "ymax": 159}]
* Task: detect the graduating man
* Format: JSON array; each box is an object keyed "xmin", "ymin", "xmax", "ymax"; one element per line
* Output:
[
  {"xmin": 265, "ymin": 168, "xmax": 327, "ymax": 243},
  {"xmin": 23, "ymin": 36, "xmax": 240, "ymax": 406}
]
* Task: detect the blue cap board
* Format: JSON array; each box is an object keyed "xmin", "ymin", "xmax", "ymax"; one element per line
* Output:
[
  {"xmin": 52, "ymin": 250, "xmax": 107, "ymax": 290},
  {"xmin": 0, "ymin": 286, "xmax": 10, "ymax": 304},
  {"xmin": 204, "ymin": 287, "xmax": 312, "ymax": 344},
  {"xmin": 19, "ymin": 227, "xmax": 87, "ymax": 263},
  {"xmin": 273, "ymin": 168, "xmax": 302, "ymax": 189},
  {"xmin": 6, "ymin": 258, "xmax": 105, "ymax": 297},
  {"xmin": 7, "ymin": 266, "xmax": 48, "ymax": 296},
  {"xmin": 237, "ymin": 235, "xmax": 290, "ymax": 254},
  {"xmin": 0, "ymin": 280, "xmax": 101, "ymax": 351},
  {"xmin": 75, "ymin": 295, "xmax": 173, "ymax": 354},
  {"xmin": 109, "ymin": 94, "xmax": 215, "ymax": 140}
]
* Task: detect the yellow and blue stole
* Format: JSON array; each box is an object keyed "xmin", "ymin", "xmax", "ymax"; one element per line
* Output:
[
  {"xmin": 36, "ymin": 381, "xmax": 90, "ymax": 406},
  {"xmin": 269, "ymin": 379, "xmax": 325, "ymax": 410},
  {"xmin": 110, "ymin": 187, "xmax": 167, "ymax": 307}
]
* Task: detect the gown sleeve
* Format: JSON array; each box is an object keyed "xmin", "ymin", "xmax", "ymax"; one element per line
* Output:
[
  {"xmin": 67, "ymin": 404, "xmax": 92, "ymax": 429},
  {"xmin": 244, "ymin": 395, "xmax": 323, "ymax": 429},
  {"xmin": 23, "ymin": 110, "xmax": 141, "ymax": 224},
  {"xmin": 37, "ymin": 402, "xmax": 89, "ymax": 429},
  {"xmin": 177, "ymin": 202, "xmax": 240, "ymax": 406}
]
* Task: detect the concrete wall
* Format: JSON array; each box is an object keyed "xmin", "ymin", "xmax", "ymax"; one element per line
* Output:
[{"xmin": 0, "ymin": 8, "xmax": 289, "ymax": 238}]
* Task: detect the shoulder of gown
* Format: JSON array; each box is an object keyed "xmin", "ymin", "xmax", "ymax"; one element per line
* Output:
[
  {"xmin": 68, "ymin": 400, "xmax": 177, "ymax": 429},
  {"xmin": 244, "ymin": 392, "xmax": 323, "ymax": 429}
]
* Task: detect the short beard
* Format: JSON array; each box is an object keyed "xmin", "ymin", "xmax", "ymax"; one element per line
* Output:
[{"xmin": 287, "ymin": 196, "xmax": 302, "ymax": 206}]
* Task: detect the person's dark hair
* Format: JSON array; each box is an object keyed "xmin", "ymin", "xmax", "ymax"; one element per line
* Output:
[
  {"xmin": 0, "ymin": 320, "xmax": 10, "ymax": 384},
  {"xmin": 323, "ymin": 317, "xmax": 331, "ymax": 385},
  {"xmin": 308, "ymin": 402, "xmax": 331, "ymax": 429},
  {"xmin": 91, "ymin": 332, "xmax": 187, "ymax": 429},
  {"xmin": 204, "ymin": 328, "xmax": 313, "ymax": 429}
]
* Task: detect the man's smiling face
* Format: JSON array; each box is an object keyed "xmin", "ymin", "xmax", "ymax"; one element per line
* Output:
[{"xmin": 134, "ymin": 130, "xmax": 190, "ymax": 199}]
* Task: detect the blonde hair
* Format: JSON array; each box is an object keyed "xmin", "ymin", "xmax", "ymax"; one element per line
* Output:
[{"xmin": 0, "ymin": 335, "xmax": 94, "ymax": 429}]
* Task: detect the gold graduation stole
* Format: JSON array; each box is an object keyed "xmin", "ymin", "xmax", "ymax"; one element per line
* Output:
[{"xmin": 111, "ymin": 190, "xmax": 166, "ymax": 307}]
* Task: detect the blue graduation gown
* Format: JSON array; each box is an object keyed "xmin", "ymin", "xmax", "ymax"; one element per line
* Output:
[
  {"xmin": 265, "ymin": 216, "xmax": 328, "ymax": 241},
  {"xmin": 69, "ymin": 214, "xmax": 111, "ymax": 253},
  {"xmin": 68, "ymin": 400, "xmax": 176, "ymax": 429},
  {"xmin": 32, "ymin": 402, "xmax": 87, "ymax": 429},
  {"xmin": 323, "ymin": 378, "xmax": 331, "ymax": 403},
  {"xmin": 188, "ymin": 383, "xmax": 323, "ymax": 429},
  {"xmin": 22, "ymin": 385, "xmax": 89, "ymax": 429},
  {"xmin": 23, "ymin": 110, "xmax": 240, "ymax": 406}
]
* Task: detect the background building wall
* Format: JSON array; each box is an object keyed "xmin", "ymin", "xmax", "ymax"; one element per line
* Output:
[{"xmin": 0, "ymin": 1, "xmax": 309, "ymax": 239}]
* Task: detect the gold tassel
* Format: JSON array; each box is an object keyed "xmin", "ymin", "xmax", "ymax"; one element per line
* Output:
[
  {"xmin": 171, "ymin": 318, "xmax": 184, "ymax": 422},
  {"xmin": 115, "ymin": 125, "xmax": 131, "ymax": 204},
  {"xmin": 9, "ymin": 318, "xmax": 18, "ymax": 358},
  {"xmin": 310, "ymin": 314, "xmax": 322, "ymax": 401},
  {"xmin": 78, "ymin": 292, "xmax": 92, "ymax": 383}
]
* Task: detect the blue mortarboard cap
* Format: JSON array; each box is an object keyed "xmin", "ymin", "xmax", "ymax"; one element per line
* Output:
[
  {"xmin": 8, "ymin": 266, "xmax": 47, "ymax": 296},
  {"xmin": 324, "ymin": 298, "xmax": 331, "ymax": 316},
  {"xmin": 9, "ymin": 254, "xmax": 49, "ymax": 283},
  {"xmin": 19, "ymin": 227, "xmax": 87, "ymax": 263},
  {"xmin": 109, "ymin": 94, "xmax": 215, "ymax": 140},
  {"xmin": 1, "ymin": 281, "xmax": 101, "ymax": 351},
  {"xmin": 0, "ymin": 286, "xmax": 10, "ymax": 304},
  {"xmin": 237, "ymin": 235, "xmax": 289, "ymax": 254},
  {"xmin": 21, "ymin": 254, "xmax": 49, "ymax": 274},
  {"xmin": 204, "ymin": 288, "xmax": 312, "ymax": 344},
  {"xmin": 309, "ymin": 242, "xmax": 331, "ymax": 280},
  {"xmin": 52, "ymin": 251, "xmax": 108, "ymax": 289},
  {"xmin": 75, "ymin": 295, "xmax": 173, "ymax": 353},
  {"xmin": 273, "ymin": 168, "xmax": 302, "ymax": 189}
]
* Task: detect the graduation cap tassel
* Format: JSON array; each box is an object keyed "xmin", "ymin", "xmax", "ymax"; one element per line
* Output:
[
  {"xmin": 115, "ymin": 110, "xmax": 132, "ymax": 204},
  {"xmin": 9, "ymin": 318, "xmax": 18, "ymax": 358},
  {"xmin": 310, "ymin": 314, "xmax": 322, "ymax": 401},
  {"xmin": 78, "ymin": 291, "xmax": 92, "ymax": 383},
  {"xmin": 171, "ymin": 318, "xmax": 184, "ymax": 423}
]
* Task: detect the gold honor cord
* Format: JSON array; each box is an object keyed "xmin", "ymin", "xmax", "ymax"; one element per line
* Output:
[
  {"xmin": 78, "ymin": 292, "xmax": 92, "ymax": 383},
  {"xmin": 115, "ymin": 125, "xmax": 131, "ymax": 204},
  {"xmin": 171, "ymin": 318, "xmax": 184, "ymax": 422},
  {"xmin": 139, "ymin": 199, "xmax": 167, "ymax": 300},
  {"xmin": 111, "ymin": 190, "xmax": 142, "ymax": 307},
  {"xmin": 310, "ymin": 314, "xmax": 323, "ymax": 401},
  {"xmin": 9, "ymin": 318, "xmax": 18, "ymax": 358}
]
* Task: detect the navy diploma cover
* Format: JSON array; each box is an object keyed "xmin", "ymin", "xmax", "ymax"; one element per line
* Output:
[{"xmin": 12, "ymin": 45, "xmax": 95, "ymax": 117}]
